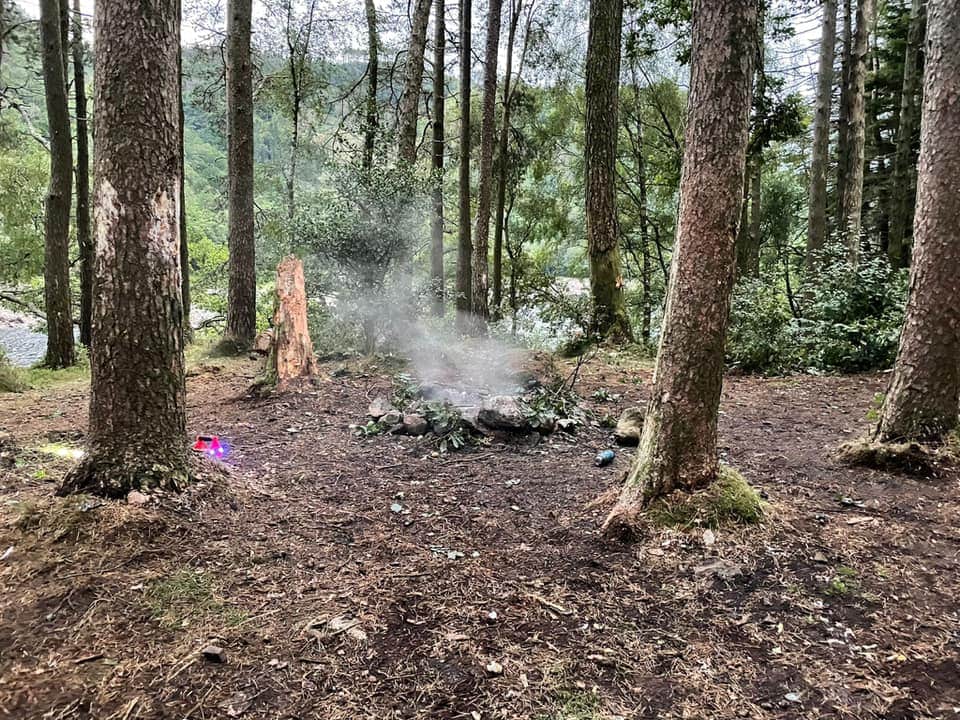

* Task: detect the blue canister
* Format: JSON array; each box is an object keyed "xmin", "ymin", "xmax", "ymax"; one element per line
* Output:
[{"xmin": 594, "ymin": 449, "xmax": 616, "ymax": 467}]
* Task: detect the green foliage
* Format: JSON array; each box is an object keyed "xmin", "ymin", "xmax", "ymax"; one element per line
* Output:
[
  {"xmin": 294, "ymin": 164, "xmax": 427, "ymax": 352},
  {"xmin": 727, "ymin": 278, "xmax": 797, "ymax": 373},
  {"xmin": 866, "ymin": 392, "xmax": 885, "ymax": 422},
  {"xmin": 799, "ymin": 251, "xmax": 907, "ymax": 372},
  {"xmin": 0, "ymin": 346, "xmax": 89, "ymax": 394},
  {"xmin": 728, "ymin": 250, "xmax": 908, "ymax": 374},
  {"xmin": 352, "ymin": 419, "xmax": 387, "ymax": 437},
  {"xmin": 391, "ymin": 373, "xmax": 420, "ymax": 411},
  {"xmin": 0, "ymin": 142, "xmax": 48, "ymax": 282},
  {"xmin": 521, "ymin": 382, "xmax": 585, "ymax": 431}
]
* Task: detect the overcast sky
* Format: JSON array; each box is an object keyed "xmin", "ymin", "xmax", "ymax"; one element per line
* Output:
[{"xmin": 12, "ymin": 0, "xmax": 822, "ymax": 97}]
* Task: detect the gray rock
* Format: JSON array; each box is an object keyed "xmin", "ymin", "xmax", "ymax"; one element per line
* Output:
[
  {"xmin": 459, "ymin": 407, "xmax": 483, "ymax": 433},
  {"xmin": 693, "ymin": 559, "xmax": 743, "ymax": 580},
  {"xmin": 613, "ymin": 408, "xmax": 644, "ymax": 446},
  {"xmin": 478, "ymin": 395, "xmax": 528, "ymax": 431},
  {"xmin": 200, "ymin": 644, "xmax": 226, "ymax": 663},
  {"xmin": 126, "ymin": 490, "xmax": 150, "ymax": 506},
  {"xmin": 252, "ymin": 329, "xmax": 273, "ymax": 355},
  {"xmin": 402, "ymin": 414, "xmax": 429, "ymax": 436},
  {"xmin": 381, "ymin": 410, "xmax": 403, "ymax": 427},
  {"xmin": 368, "ymin": 397, "xmax": 397, "ymax": 419}
]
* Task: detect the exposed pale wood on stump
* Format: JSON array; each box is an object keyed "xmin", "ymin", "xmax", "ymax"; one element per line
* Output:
[{"xmin": 266, "ymin": 255, "xmax": 318, "ymax": 388}]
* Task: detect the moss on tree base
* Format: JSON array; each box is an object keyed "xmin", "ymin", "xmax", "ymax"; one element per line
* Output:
[
  {"xmin": 603, "ymin": 466, "xmax": 765, "ymax": 540},
  {"xmin": 837, "ymin": 439, "xmax": 937, "ymax": 475}
]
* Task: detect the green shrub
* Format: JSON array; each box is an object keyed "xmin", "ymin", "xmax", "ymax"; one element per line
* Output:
[
  {"xmin": 727, "ymin": 278, "xmax": 798, "ymax": 373},
  {"xmin": 727, "ymin": 248, "xmax": 907, "ymax": 374}
]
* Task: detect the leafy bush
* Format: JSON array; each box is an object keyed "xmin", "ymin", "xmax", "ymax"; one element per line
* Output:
[
  {"xmin": 294, "ymin": 163, "xmax": 427, "ymax": 353},
  {"xmin": 727, "ymin": 249, "xmax": 907, "ymax": 374},
  {"xmin": 797, "ymin": 251, "xmax": 907, "ymax": 372},
  {"xmin": 727, "ymin": 278, "xmax": 798, "ymax": 373}
]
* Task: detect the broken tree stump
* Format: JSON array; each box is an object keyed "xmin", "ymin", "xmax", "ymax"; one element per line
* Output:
[{"xmin": 265, "ymin": 255, "xmax": 318, "ymax": 388}]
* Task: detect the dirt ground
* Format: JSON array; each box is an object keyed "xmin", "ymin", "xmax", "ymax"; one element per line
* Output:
[{"xmin": 1, "ymin": 350, "xmax": 958, "ymax": 720}]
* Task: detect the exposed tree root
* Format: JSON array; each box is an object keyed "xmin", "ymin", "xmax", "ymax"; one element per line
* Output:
[
  {"xmin": 57, "ymin": 455, "xmax": 190, "ymax": 499},
  {"xmin": 600, "ymin": 502, "xmax": 647, "ymax": 542},
  {"xmin": 837, "ymin": 439, "xmax": 938, "ymax": 475}
]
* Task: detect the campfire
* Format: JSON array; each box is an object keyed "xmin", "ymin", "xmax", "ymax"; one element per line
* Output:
[{"xmin": 359, "ymin": 368, "xmax": 577, "ymax": 444}]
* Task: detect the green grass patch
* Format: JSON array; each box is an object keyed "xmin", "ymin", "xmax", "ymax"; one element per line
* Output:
[
  {"xmin": 646, "ymin": 465, "xmax": 765, "ymax": 529},
  {"xmin": 0, "ymin": 362, "xmax": 28, "ymax": 392},
  {"xmin": 144, "ymin": 568, "xmax": 246, "ymax": 628},
  {"xmin": 823, "ymin": 565, "xmax": 860, "ymax": 598},
  {"xmin": 535, "ymin": 689, "xmax": 603, "ymax": 720},
  {"xmin": 0, "ymin": 349, "xmax": 90, "ymax": 394},
  {"xmin": 23, "ymin": 360, "xmax": 90, "ymax": 389}
]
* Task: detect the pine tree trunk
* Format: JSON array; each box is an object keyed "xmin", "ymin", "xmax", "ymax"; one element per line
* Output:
[
  {"xmin": 455, "ymin": 0, "xmax": 472, "ymax": 328},
  {"xmin": 886, "ymin": 0, "xmax": 925, "ymax": 269},
  {"xmin": 59, "ymin": 0, "xmax": 187, "ymax": 497},
  {"xmin": 874, "ymin": 0, "xmax": 960, "ymax": 444},
  {"xmin": 736, "ymin": 153, "xmax": 762, "ymax": 278},
  {"xmin": 635, "ymin": 110, "xmax": 652, "ymax": 344},
  {"xmin": 287, "ymin": 94, "xmax": 299, "ymax": 222},
  {"xmin": 430, "ymin": 0, "xmax": 445, "ymax": 316},
  {"xmin": 584, "ymin": 0, "xmax": 631, "ymax": 342},
  {"xmin": 398, "ymin": 0, "xmax": 432, "ymax": 165},
  {"xmin": 178, "ymin": 25, "xmax": 191, "ymax": 341},
  {"xmin": 469, "ymin": 0, "xmax": 502, "ymax": 324},
  {"xmin": 748, "ymin": 154, "xmax": 762, "ymax": 276},
  {"xmin": 838, "ymin": 0, "xmax": 874, "ymax": 266},
  {"xmin": 835, "ymin": 0, "xmax": 853, "ymax": 221},
  {"xmin": 806, "ymin": 0, "xmax": 837, "ymax": 272},
  {"xmin": 604, "ymin": 0, "xmax": 755, "ymax": 533},
  {"xmin": 40, "ymin": 0, "xmax": 74, "ymax": 368},
  {"xmin": 224, "ymin": 0, "xmax": 257, "ymax": 348},
  {"xmin": 363, "ymin": 0, "xmax": 379, "ymax": 171},
  {"xmin": 71, "ymin": 0, "xmax": 92, "ymax": 348},
  {"xmin": 492, "ymin": 0, "xmax": 521, "ymax": 321}
]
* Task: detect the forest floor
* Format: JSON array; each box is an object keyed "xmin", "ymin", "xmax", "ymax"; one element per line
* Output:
[{"xmin": 1, "ymin": 348, "xmax": 959, "ymax": 720}]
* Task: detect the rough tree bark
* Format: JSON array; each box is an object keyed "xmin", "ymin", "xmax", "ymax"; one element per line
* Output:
[
  {"xmin": 469, "ymin": 0, "xmax": 503, "ymax": 323},
  {"xmin": 265, "ymin": 255, "xmax": 318, "ymax": 388},
  {"xmin": 806, "ymin": 0, "xmax": 837, "ymax": 272},
  {"xmin": 59, "ymin": 0, "xmax": 187, "ymax": 497},
  {"xmin": 40, "ymin": 0, "xmax": 74, "ymax": 368},
  {"xmin": 886, "ymin": 0, "xmax": 925, "ymax": 269},
  {"xmin": 603, "ymin": 0, "xmax": 756, "ymax": 533},
  {"xmin": 363, "ymin": 0, "xmax": 379, "ymax": 170},
  {"xmin": 224, "ymin": 0, "xmax": 257, "ymax": 348},
  {"xmin": 430, "ymin": 0, "xmax": 445, "ymax": 316},
  {"xmin": 492, "ymin": 0, "xmax": 524, "ymax": 320},
  {"xmin": 736, "ymin": 154, "xmax": 762, "ymax": 278},
  {"xmin": 874, "ymin": 0, "xmax": 959, "ymax": 443},
  {"xmin": 397, "ymin": 0, "xmax": 432, "ymax": 164},
  {"xmin": 178, "ymin": 7, "xmax": 191, "ymax": 341},
  {"xmin": 837, "ymin": 0, "xmax": 874, "ymax": 266},
  {"xmin": 71, "ymin": 0, "xmax": 91, "ymax": 348},
  {"xmin": 835, "ymin": 0, "xmax": 853, "ymax": 221},
  {"xmin": 584, "ymin": 0, "xmax": 632, "ymax": 342},
  {"xmin": 455, "ymin": 0, "xmax": 472, "ymax": 328}
]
